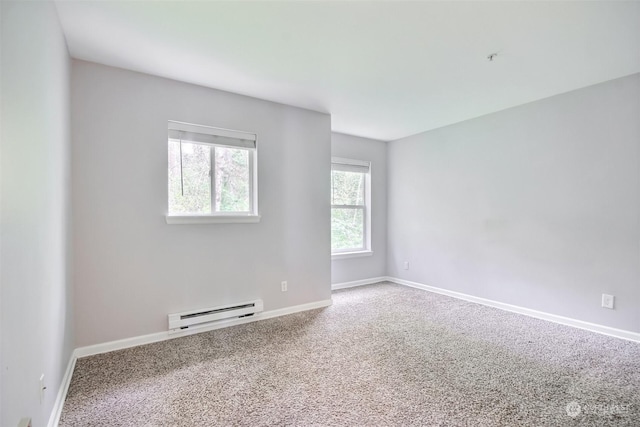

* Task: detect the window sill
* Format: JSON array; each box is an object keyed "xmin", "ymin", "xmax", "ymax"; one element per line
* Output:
[
  {"xmin": 166, "ymin": 214, "xmax": 261, "ymax": 224},
  {"xmin": 331, "ymin": 250, "xmax": 373, "ymax": 260}
]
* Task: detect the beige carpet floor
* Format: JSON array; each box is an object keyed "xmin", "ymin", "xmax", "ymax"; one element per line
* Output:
[{"xmin": 59, "ymin": 282, "xmax": 640, "ymax": 426}]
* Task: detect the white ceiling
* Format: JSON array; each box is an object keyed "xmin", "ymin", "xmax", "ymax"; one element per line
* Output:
[{"xmin": 55, "ymin": 1, "xmax": 640, "ymax": 141}]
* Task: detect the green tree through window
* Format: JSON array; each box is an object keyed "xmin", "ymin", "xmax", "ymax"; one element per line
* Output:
[
  {"xmin": 167, "ymin": 121, "xmax": 256, "ymax": 217},
  {"xmin": 331, "ymin": 159, "xmax": 370, "ymax": 253}
]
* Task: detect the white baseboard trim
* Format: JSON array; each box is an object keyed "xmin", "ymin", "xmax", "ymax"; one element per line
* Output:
[
  {"xmin": 75, "ymin": 298, "xmax": 333, "ymax": 359},
  {"xmin": 48, "ymin": 277, "xmax": 639, "ymax": 425},
  {"xmin": 386, "ymin": 276, "xmax": 640, "ymax": 343},
  {"xmin": 49, "ymin": 299, "xmax": 332, "ymax": 426},
  {"xmin": 47, "ymin": 351, "xmax": 77, "ymax": 427},
  {"xmin": 331, "ymin": 276, "xmax": 388, "ymax": 291}
]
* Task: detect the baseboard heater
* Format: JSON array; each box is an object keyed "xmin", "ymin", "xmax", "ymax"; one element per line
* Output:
[{"xmin": 168, "ymin": 299, "xmax": 264, "ymax": 333}]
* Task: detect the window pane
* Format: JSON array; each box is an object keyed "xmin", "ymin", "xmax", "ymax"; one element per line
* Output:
[
  {"xmin": 331, "ymin": 207, "xmax": 364, "ymax": 251},
  {"xmin": 168, "ymin": 140, "xmax": 211, "ymax": 214},
  {"xmin": 331, "ymin": 170, "xmax": 364, "ymax": 206},
  {"xmin": 215, "ymin": 146, "xmax": 250, "ymax": 212}
]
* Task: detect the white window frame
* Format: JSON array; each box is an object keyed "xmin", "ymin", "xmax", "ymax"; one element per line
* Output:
[
  {"xmin": 331, "ymin": 157, "xmax": 372, "ymax": 259},
  {"xmin": 166, "ymin": 121, "xmax": 260, "ymax": 224}
]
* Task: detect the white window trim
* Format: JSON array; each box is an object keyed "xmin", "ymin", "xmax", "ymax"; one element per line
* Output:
[
  {"xmin": 166, "ymin": 214, "xmax": 261, "ymax": 224},
  {"xmin": 331, "ymin": 250, "xmax": 373, "ymax": 260},
  {"xmin": 166, "ymin": 121, "xmax": 259, "ymax": 223},
  {"xmin": 331, "ymin": 157, "xmax": 372, "ymax": 255}
]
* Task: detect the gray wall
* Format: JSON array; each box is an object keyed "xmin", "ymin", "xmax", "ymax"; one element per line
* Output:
[
  {"xmin": 331, "ymin": 133, "xmax": 387, "ymax": 284},
  {"xmin": 71, "ymin": 61, "xmax": 332, "ymax": 347},
  {"xmin": 1, "ymin": 1, "xmax": 74, "ymax": 426},
  {"xmin": 387, "ymin": 73, "xmax": 640, "ymax": 333}
]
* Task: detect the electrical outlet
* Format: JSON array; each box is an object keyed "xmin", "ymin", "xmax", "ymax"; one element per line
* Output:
[
  {"xmin": 403, "ymin": 261, "xmax": 409, "ymax": 270},
  {"xmin": 39, "ymin": 374, "xmax": 46, "ymax": 404},
  {"xmin": 602, "ymin": 294, "xmax": 614, "ymax": 309},
  {"xmin": 281, "ymin": 281, "xmax": 288, "ymax": 292}
]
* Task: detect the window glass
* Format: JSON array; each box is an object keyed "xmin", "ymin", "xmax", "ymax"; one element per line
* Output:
[
  {"xmin": 215, "ymin": 146, "xmax": 250, "ymax": 212},
  {"xmin": 331, "ymin": 207, "xmax": 364, "ymax": 251},
  {"xmin": 331, "ymin": 159, "xmax": 369, "ymax": 253},
  {"xmin": 167, "ymin": 121, "xmax": 257, "ymax": 220},
  {"xmin": 168, "ymin": 140, "xmax": 212, "ymax": 214},
  {"xmin": 331, "ymin": 170, "xmax": 364, "ymax": 206}
]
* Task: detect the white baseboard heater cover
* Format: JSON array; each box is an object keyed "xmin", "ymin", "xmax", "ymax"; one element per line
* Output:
[{"xmin": 168, "ymin": 299, "xmax": 263, "ymax": 333}]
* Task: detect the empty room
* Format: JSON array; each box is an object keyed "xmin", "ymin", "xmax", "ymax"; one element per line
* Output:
[{"xmin": 2, "ymin": 0, "xmax": 639, "ymax": 426}]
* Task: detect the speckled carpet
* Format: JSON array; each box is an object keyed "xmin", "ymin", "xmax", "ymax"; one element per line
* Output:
[{"xmin": 59, "ymin": 282, "xmax": 640, "ymax": 426}]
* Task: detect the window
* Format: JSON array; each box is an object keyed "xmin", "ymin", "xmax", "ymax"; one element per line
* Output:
[
  {"xmin": 331, "ymin": 158, "xmax": 371, "ymax": 257},
  {"xmin": 166, "ymin": 121, "xmax": 259, "ymax": 224}
]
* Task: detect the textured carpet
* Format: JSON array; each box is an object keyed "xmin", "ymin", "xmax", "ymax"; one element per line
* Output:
[{"xmin": 59, "ymin": 283, "xmax": 640, "ymax": 426}]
